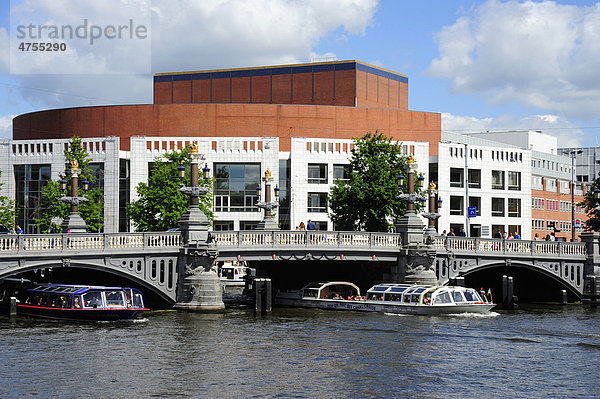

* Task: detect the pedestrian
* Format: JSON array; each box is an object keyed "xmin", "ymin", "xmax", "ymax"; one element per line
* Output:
[
  {"xmin": 494, "ymin": 230, "xmax": 503, "ymax": 239},
  {"xmin": 458, "ymin": 228, "xmax": 466, "ymax": 237},
  {"xmin": 298, "ymin": 222, "xmax": 305, "ymax": 230},
  {"xmin": 307, "ymin": 220, "xmax": 316, "ymax": 230},
  {"xmin": 534, "ymin": 233, "xmax": 540, "ymax": 241},
  {"xmin": 449, "ymin": 228, "xmax": 456, "ymax": 237},
  {"xmin": 47, "ymin": 224, "xmax": 56, "ymax": 234},
  {"xmin": 441, "ymin": 230, "xmax": 447, "ymax": 237},
  {"xmin": 514, "ymin": 231, "xmax": 521, "ymax": 240},
  {"xmin": 15, "ymin": 225, "xmax": 23, "ymax": 234}
]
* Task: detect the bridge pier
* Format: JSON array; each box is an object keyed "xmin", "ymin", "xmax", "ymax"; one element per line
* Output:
[
  {"xmin": 581, "ymin": 232, "xmax": 600, "ymax": 305},
  {"xmin": 173, "ymin": 146, "xmax": 225, "ymax": 312}
]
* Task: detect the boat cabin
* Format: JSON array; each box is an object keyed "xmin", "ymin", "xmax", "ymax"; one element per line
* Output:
[
  {"xmin": 219, "ymin": 262, "xmax": 248, "ymax": 281},
  {"xmin": 23, "ymin": 284, "xmax": 145, "ymax": 310},
  {"xmin": 366, "ymin": 284, "xmax": 485, "ymax": 305},
  {"xmin": 301, "ymin": 282, "xmax": 361, "ymax": 300}
]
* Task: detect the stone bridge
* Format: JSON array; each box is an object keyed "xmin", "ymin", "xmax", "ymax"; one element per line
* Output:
[{"xmin": 1, "ymin": 230, "xmax": 596, "ymax": 305}]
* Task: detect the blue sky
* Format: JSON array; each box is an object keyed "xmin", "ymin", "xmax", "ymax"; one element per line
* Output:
[{"xmin": 1, "ymin": 0, "xmax": 599, "ymax": 147}]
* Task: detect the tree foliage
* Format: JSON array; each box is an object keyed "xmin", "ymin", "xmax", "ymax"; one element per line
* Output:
[
  {"xmin": 328, "ymin": 131, "xmax": 423, "ymax": 232},
  {"xmin": 581, "ymin": 175, "xmax": 600, "ymax": 232},
  {"xmin": 127, "ymin": 148, "xmax": 214, "ymax": 232},
  {"xmin": 0, "ymin": 170, "xmax": 16, "ymax": 229},
  {"xmin": 35, "ymin": 137, "xmax": 104, "ymax": 232}
]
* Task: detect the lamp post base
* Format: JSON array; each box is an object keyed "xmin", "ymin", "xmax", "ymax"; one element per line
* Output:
[{"xmin": 61, "ymin": 212, "xmax": 87, "ymax": 233}]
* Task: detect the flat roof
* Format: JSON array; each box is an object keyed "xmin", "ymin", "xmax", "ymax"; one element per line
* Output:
[{"xmin": 154, "ymin": 60, "xmax": 408, "ymax": 84}]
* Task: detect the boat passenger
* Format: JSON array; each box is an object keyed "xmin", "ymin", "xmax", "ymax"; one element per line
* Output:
[{"xmin": 74, "ymin": 297, "xmax": 81, "ymax": 308}]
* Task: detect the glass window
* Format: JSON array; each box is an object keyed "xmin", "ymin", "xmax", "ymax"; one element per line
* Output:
[
  {"xmin": 333, "ymin": 164, "xmax": 350, "ymax": 181},
  {"xmin": 214, "ymin": 163, "xmax": 261, "ymax": 212},
  {"xmin": 307, "ymin": 193, "xmax": 328, "ymax": 213},
  {"xmin": 450, "ymin": 168, "xmax": 464, "ymax": 188},
  {"xmin": 308, "ymin": 164, "xmax": 328, "ymax": 184},
  {"xmin": 434, "ymin": 291, "xmax": 452, "ymax": 304},
  {"xmin": 14, "ymin": 164, "xmax": 52, "ymax": 233},
  {"xmin": 508, "ymin": 171, "xmax": 521, "ymax": 191},
  {"xmin": 105, "ymin": 291, "xmax": 125, "ymax": 307},
  {"xmin": 450, "ymin": 196, "xmax": 464, "ymax": 215},
  {"xmin": 508, "ymin": 199, "xmax": 521, "ymax": 217},
  {"xmin": 492, "ymin": 170, "xmax": 505, "ymax": 190},
  {"xmin": 82, "ymin": 291, "xmax": 103, "ymax": 309},
  {"xmin": 469, "ymin": 197, "xmax": 481, "ymax": 216},
  {"xmin": 468, "ymin": 169, "xmax": 481, "ymax": 189},
  {"xmin": 492, "ymin": 198, "xmax": 505, "ymax": 217},
  {"xmin": 453, "ymin": 291, "xmax": 464, "ymax": 303},
  {"xmin": 213, "ymin": 221, "xmax": 234, "ymax": 231}
]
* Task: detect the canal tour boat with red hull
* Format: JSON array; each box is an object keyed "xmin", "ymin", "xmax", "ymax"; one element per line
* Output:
[
  {"xmin": 275, "ymin": 282, "xmax": 495, "ymax": 315},
  {"xmin": 17, "ymin": 284, "xmax": 149, "ymax": 321}
]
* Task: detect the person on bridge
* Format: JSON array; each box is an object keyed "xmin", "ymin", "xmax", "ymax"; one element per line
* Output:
[
  {"xmin": 307, "ymin": 220, "xmax": 316, "ymax": 230},
  {"xmin": 15, "ymin": 225, "xmax": 23, "ymax": 234}
]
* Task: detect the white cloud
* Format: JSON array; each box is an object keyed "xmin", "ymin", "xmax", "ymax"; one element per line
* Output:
[
  {"xmin": 150, "ymin": 0, "xmax": 377, "ymax": 72},
  {"xmin": 2, "ymin": 0, "xmax": 377, "ymax": 111},
  {"xmin": 428, "ymin": 0, "xmax": 600, "ymax": 120},
  {"xmin": 442, "ymin": 112, "xmax": 586, "ymax": 147},
  {"xmin": 0, "ymin": 115, "xmax": 16, "ymax": 140}
]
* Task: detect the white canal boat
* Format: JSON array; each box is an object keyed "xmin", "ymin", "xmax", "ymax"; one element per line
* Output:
[
  {"xmin": 219, "ymin": 262, "xmax": 248, "ymax": 296},
  {"xmin": 275, "ymin": 281, "xmax": 495, "ymax": 315}
]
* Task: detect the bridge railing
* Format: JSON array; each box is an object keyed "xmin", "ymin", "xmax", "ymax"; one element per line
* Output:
[
  {"xmin": 0, "ymin": 232, "xmax": 182, "ymax": 254},
  {"xmin": 443, "ymin": 237, "xmax": 586, "ymax": 257},
  {"xmin": 210, "ymin": 231, "xmax": 401, "ymax": 249}
]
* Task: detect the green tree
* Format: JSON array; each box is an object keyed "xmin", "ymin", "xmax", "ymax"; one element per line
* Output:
[
  {"xmin": 0, "ymin": 170, "xmax": 16, "ymax": 229},
  {"xmin": 581, "ymin": 175, "xmax": 600, "ymax": 232},
  {"xmin": 328, "ymin": 131, "xmax": 423, "ymax": 232},
  {"xmin": 35, "ymin": 137, "xmax": 104, "ymax": 232},
  {"xmin": 127, "ymin": 148, "xmax": 214, "ymax": 232}
]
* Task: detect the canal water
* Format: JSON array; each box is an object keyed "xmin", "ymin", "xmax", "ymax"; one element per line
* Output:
[{"xmin": 1, "ymin": 305, "xmax": 599, "ymax": 398}]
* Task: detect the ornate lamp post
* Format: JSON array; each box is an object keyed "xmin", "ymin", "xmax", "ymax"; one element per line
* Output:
[
  {"xmin": 255, "ymin": 169, "xmax": 280, "ymax": 230},
  {"xmin": 422, "ymin": 181, "xmax": 442, "ymax": 236},
  {"xmin": 174, "ymin": 143, "xmax": 224, "ymax": 312},
  {"xmin": 396, "ymin": 155, "xmax": 426, "ymax": 244},
  {"xmin": 60, "ymin": 160, "xmax": 89, "ymax": 233},
  {"xmin": 394, "ymin": 155, "xmax": 437, "ymax": 285},
  {"xmin": 594, "ymin": 188, "xmax": 600, "ymax": 213}
]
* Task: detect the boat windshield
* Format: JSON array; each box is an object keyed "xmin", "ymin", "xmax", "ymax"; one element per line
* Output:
[
  {"xmin": 463, "ymin": 289, "xmax": 483, "ymax": 302},
  {"xmin": 133, "ymin": 292, "xmax": 144, "ymax": 308}
]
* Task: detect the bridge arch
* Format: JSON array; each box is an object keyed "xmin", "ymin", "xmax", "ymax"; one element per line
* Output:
[{"xmin": 0, "ymin": 258, "xmax": 176, "ymax": 305}]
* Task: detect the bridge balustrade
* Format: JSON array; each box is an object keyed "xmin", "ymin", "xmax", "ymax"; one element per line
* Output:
[
  {"xmin": 444, "ymin": 237, "xmax": 586, "ymax": 258},
  {"xmin": 211, "ymin": 231, "xmax": 401, "ymax": 248},
  {"xmin": 0, "ymin": 232, "xmax": 181, "ymax": 254}
]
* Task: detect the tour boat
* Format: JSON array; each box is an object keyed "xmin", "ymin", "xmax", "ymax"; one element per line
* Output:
[
  {"xmin": 275, "ymin": 281, "xmax": 495, "ymax": 315},
  {"xmin": 219, "ymin": 262, "xmax": 248, "ymax": 295},
  {"xmin": 17, "ymin": 284, "xmax": 149, "ymax": 321}
]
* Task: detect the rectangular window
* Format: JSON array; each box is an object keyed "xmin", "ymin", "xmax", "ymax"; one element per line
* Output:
[
  {"xmin": 214, "ymin": 163, "xmax": 261, "ymax": 212},
  {"xmin": 307, "ymin": 193, "xmax": 328, "ymax": 213},
  {"xmin": 492, "ymin": 170, "xmax": 505, "ymax": 190},
  {"xmin": 559, "ymin": 180, "xmax": 570, "ymax": 194},
  {"xmin": 507, "ymin": 171, "xmax": 521, "ymax": 191},
  {"xmin": 450, "ymin": 168, "xmax": 464, "ymax": 188},
  {"xmin": 468, "ymin": 169, "xmax": 481, "ymax": 189},
  {"xmin": 308, "ymin": 164, "xmax": 328, "ymax": 184},
  {"xmin": 450, "ymin": 196, "xmax": 464, "ymax": 216},
  {"xmin": 492, "ymin": 198, "xmax": 505, "ymax": 217},
  {"xmin": 546, "ymin": 178, "xmax": 557, "ymax": 192},
  {"xmin": 508, "ymin": 198, "xmax": 521, "ymax": 217},
  {"xmin": 469, "ymin": 197, "xmax": 481, "ymax": 216},
  {"xmin": 333, "ymin": 164, "xmax": 350, "ymax": 181},
  {"xmin": 14, "ymin": 163, "xmax": 53, "ymax": 234},
  {"xmin": 213, "ymin": 221, "xmax": 234, "ymax": 231}
]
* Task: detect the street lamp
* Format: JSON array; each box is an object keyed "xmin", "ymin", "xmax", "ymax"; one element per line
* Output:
[
  {"xmin": 422, "ymin": 181, "xmax": 442, "ymax": 235},
  {"xmin": 59, "ymin": 160, "xmax": 89, "ymax": 233},
  {"xmin": 395, "ymin": 155, "xmax": 426, "ymax": 244},
  {"xmin": 255, "ymin": 169, "xmax": 280, "ymax": 230},
  {"xmin": 594, "ymin": 188, "xmax": 600, "ymax": 213}
]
